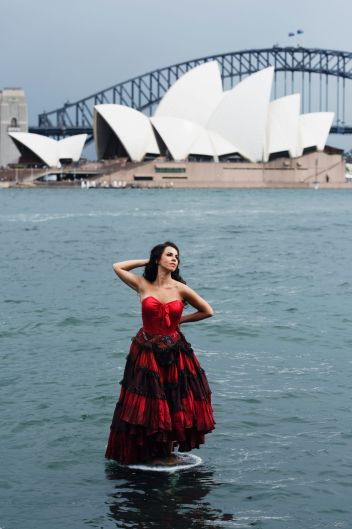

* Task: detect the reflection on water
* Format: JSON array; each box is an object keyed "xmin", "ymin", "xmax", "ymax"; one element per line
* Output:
[{"xmin": 105, "ymin": 462, "xmax": 233, "ymax": 529}]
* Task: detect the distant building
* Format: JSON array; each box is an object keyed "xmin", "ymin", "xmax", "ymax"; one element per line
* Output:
[{"xmin": 0, "ymin": 88, "xmax": 28, "ymax": 167}]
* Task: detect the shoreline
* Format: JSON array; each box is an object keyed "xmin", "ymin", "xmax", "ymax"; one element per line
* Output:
[
  {"xmin": 1, "ymin": 150, "xmax": 349, "ymax": 189},
  {"xmin": 2, "ymin": 181, "xmax": 352, "ymax": 190}
]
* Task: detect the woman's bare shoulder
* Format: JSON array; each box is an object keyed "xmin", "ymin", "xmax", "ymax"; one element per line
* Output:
[{"xmin": 176, "ymin": 282, "xmax": 193, "ymax": 298}]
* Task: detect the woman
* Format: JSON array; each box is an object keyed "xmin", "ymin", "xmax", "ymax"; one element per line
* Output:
[{"xmin": 105, "ymin": 241, "xmax": 215, "ymax": 465}]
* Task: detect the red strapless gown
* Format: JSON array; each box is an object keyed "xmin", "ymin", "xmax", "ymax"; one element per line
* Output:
[{"xmin": 105, "ymin": 296, "xmax": 215, "ymax": 464}]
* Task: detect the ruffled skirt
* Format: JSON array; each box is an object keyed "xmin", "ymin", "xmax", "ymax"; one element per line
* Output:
[{"xmin": 105, "ymin": 328, "xmax": 215, "ymax": 464}]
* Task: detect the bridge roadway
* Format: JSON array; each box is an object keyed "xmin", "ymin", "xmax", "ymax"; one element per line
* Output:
[{"xmin": 28, "ymin": 125, "xmax": 352, "ymax": 138}]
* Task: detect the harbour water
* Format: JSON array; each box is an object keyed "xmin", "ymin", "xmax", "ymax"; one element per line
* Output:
[{"xmin": 1, "ymin": 188, "xmax": 352, "ymax": 529}]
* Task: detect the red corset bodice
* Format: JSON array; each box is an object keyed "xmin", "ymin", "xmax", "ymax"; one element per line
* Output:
[{"xmin": 141, "ymin": 296, "xmax": 184, "ymax": 335}]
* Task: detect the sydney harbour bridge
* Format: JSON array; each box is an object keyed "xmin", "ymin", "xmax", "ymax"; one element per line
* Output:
[{"xmin": 29, "ymin": 47, "xmax": 352, "ymax": 142}]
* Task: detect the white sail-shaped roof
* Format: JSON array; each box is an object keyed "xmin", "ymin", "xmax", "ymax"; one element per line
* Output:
[
  {"xmin": 298, "ymin": 112, "xmax": 334, "ymax": 155},
  {"xmin": 94, "ymin": 104, "xmax": 159, "ymax": 162},
  {"xmin": 189, "ymin": 129, "xmax": 239, "ymax": 158},
  {"xmin": 264, "ymin": 94, "xmax": 301, "ymax": 161},
  {"xmin": 9, "ymin": 132, "xmax": 60, "ymax": 167},
  {"xmin": 154, "ymin": 61, "xmax": 223, "ymax": 127},
  {"xmin": 150, "ymin": 116, "xmax": 203, "ymax": 161},
  {"xmin": 207, "ymin": 67, "xmax": 274, "ymax": 162},
  {"xmin": 151, "ymin": 116, "xmax": 239, "ymax": 160},
  {"xmin": 8, "ymin": 132, "xmax": 87, "ymax": 167},
  {"xmin": 59, "ymin": 135, "xmax": 88, "ymax": 161}
]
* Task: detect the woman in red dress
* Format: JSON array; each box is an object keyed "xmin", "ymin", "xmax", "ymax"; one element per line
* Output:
[{"xmin": 105, "ymin": 241, "xmax": 215, "ymax": 465}]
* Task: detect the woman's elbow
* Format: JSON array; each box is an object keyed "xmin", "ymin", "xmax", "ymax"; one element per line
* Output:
[
  {"xmin": 112, "ymin": 262, "xmax": 122, "ymax": 273},
  {"xmin": 206, "ymin": 306, "xmax": 214, "ymax": 318}
]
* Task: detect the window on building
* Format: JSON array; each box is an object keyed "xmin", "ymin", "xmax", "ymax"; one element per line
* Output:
[{"xmin": 155, "ymin": 167, "xmax": 186, "ymax": 173}]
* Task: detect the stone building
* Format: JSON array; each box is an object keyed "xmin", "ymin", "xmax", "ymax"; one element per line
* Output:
[{"xmin": 0, "ymin": 88, "xmax": 27, "ymax": 167}]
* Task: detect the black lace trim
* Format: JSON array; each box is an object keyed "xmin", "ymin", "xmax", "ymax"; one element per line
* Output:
[{"xmin": 119, "ymin": 365, "xmax": 211, "ymax": 402}]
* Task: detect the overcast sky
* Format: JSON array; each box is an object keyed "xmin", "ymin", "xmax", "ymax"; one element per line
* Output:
[{"xmin": 1, "ymin": 0, "xmax": 351, "ymax": 148}]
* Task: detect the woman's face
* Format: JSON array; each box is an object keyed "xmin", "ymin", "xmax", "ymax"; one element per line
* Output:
[{"xmin": 158, "ymin": 246, "xmax": 179, "ymax": 272}]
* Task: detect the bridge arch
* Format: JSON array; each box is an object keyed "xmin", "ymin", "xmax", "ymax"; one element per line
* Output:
[{"xmin": 33, "ymin": 47, "xmax": 352, "ymax": 138}]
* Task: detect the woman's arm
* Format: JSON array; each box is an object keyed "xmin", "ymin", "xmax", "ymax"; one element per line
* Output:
[
  {"xmin": 112, "ymin": 259, "xmax": 149, "ymax": 292},
  {"xmin": 179, "ymin": 284, "xmax": 213, "ymax": 324}
]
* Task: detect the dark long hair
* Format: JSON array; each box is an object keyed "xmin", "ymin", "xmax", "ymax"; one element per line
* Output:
[{"xmin": 143, "ymin": 241, "xmax": 186, "ymax": 284}]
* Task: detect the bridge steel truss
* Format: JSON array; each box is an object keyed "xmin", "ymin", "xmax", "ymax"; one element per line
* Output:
[{"xmin": 32, "ymin": 47, "xmax": 352, "ymax": 139}]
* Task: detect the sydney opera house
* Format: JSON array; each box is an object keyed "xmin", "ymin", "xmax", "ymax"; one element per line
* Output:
[
  {"xmin": 7, "ymin": 62, "xmax": 345, "ymax": 187},
  {"xmin": 92, "ymin": 62, "xmax": 344, "ymax": 187},
  {"xmin": 94, "ymin": 63, "xmax": 334, "ymax": 163}
]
